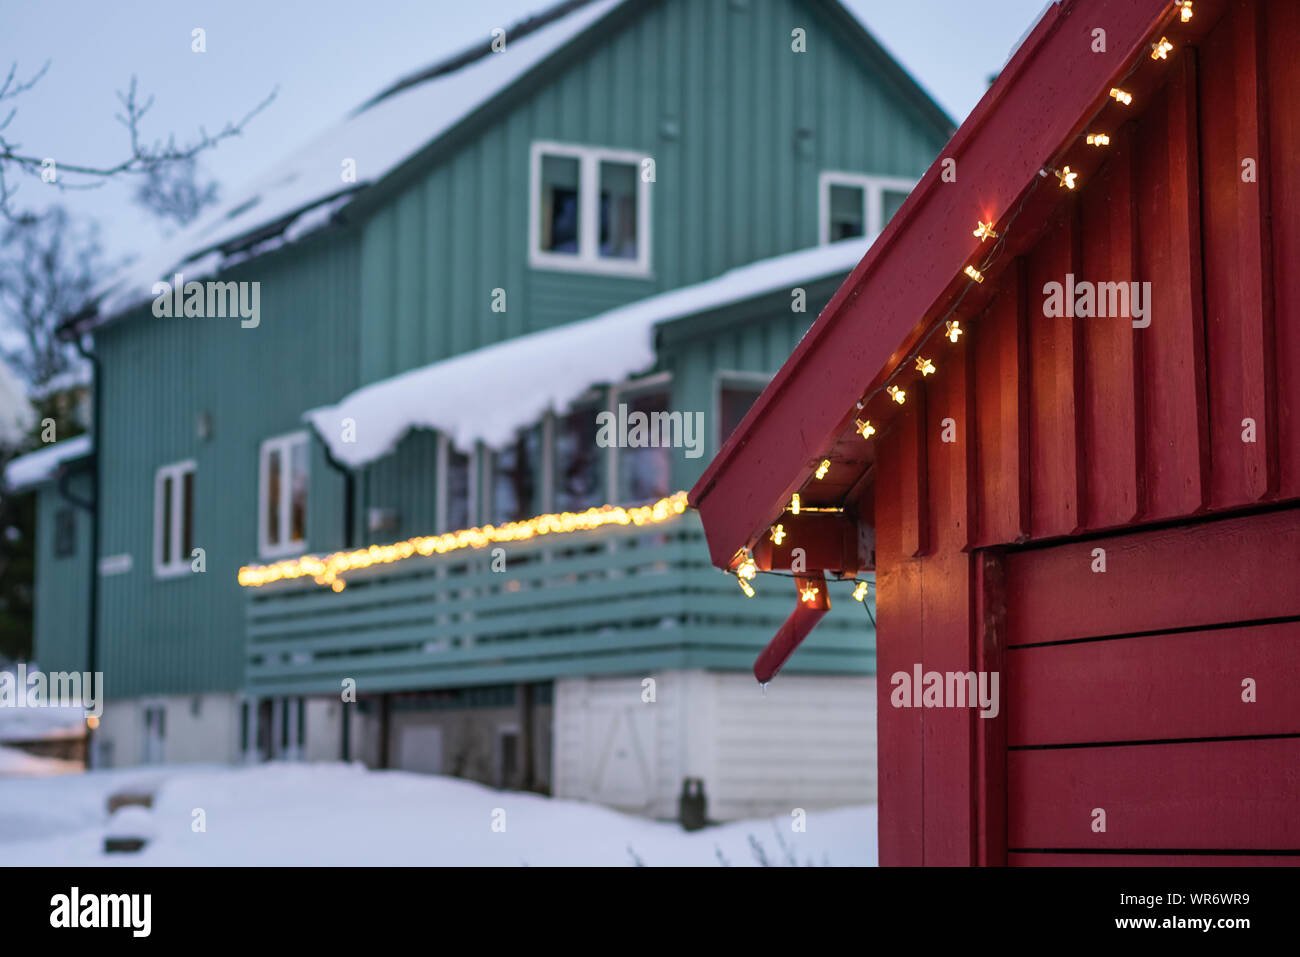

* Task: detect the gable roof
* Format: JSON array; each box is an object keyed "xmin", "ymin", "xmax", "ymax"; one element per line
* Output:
[
  {"xmin": 688, "ymin": 0, "xmax": 1181, "ymax": 569},
  {"xmin": 75, "ymin": 0, "xmax": 952, "ymax": 331}
]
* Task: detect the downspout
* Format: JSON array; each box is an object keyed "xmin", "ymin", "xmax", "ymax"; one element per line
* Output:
[{"xmin": 61, "ymin": 316, "xmax": 100, "ymax": 768}]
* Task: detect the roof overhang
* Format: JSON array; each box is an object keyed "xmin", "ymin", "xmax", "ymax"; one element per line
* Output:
[{"xmin": 689, "ymin": 0, "xmax": 1206, "ymax": 572}]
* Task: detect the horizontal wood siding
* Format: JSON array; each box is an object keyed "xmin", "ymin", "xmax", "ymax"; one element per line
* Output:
[{"xmin": 32, "ymin": 478, "xmax": 92, "ymax": 673}]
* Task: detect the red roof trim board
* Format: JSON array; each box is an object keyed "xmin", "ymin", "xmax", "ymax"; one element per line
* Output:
[{"xmin": 688, "ymin": 0, "xmax": 1196, "ymax": 572}]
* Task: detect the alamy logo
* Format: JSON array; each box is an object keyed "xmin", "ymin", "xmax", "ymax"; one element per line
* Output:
[
  {"xmin": 1042, "ymin": 273, "xmax": 1151, "ymax": 328},
  {"xmin": 890, "ymin": 664, "xmax": 1000, "ymax": 718},
  {"xmin": 152, "ymin": 272, "xmax": 261, "ymax": 328},
  {"xmin": 0, "ymin": 664, "xmax": 102, "ymax": 717},
  {"xmin": 596, "ymin": 403, "xmax": 704, "ymax": 459},
  {"xmin": 50, "ymin": 887, "xmax": 151, "ymax": 937}
]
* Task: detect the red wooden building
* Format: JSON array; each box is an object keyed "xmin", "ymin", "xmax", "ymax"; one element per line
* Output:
[{"xmin": 690, "ymin": 0, "xmax": 1300, "ymax": 865}]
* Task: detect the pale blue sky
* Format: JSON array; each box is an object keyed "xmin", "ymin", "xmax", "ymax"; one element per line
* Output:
[{"xmin": 1, "ymin": 0, "xmax": 1051, "ymax": 262}]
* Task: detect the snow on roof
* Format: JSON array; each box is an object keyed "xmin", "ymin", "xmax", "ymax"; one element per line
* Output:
[
  {"xmin": 3, "ymin": 434, "xmax": 93, "ymax": 492},
  {"xmin": 90, "ymin": 0, "xmax": 627, "ymax": 321},
  {"xmin": 307, "ymin": 236, "xmax": 877, "ymax": 467}
]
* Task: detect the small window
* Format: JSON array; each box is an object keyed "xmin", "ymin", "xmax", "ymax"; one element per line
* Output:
[
  {"xmin": 489, "ymin": 428, "xmax": 540, "ymax": 525},
  {"xmin": 439, "ymin": 439, "xmax": 475, "ymax": 532},
  {"xmin": 554, "ymin": 399, "xmax": 605, "ymax": 512},
  {"xmin": 530, "ymin": 142, "xmax": 651, "ymax": 276},
  {"xmin": 154, "ymin": 461, "xmax": 196, "ymax": 577},
  {"xmin": 259, "ymin": 433, "xmax": 309, "ymax": 558},
  {"xmin": 818, "ymin": 172, "xmax": 917, "ymax": 246},
  {"xmin": 718, "ymin": 377, "xmax": 768, "ymax": 451},
  {"xmin": 54, "ymin": 507, "xmax": 76, "ymax": 559},
  {"xmin": 614, "ymin": 382, "xmax": 673, "ymax": 506}
]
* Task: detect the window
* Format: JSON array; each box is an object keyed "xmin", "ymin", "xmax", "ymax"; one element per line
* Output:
[
  {"xmin": 438, "ymin": 437, "xmax": 475, "ymax": 532},
  {"xmin": 54, "ymin": 507, "xmax": 76, "ymax": 559},
  {"xmin": 530, "ymin": 142, "xmax": 651, "ymax": 276},
  {"xmin": 554, "ymin": 397, "xmax": 605, "ymax": 512},
  {"xmin": 612, "ymin": 378, "xmax": 673, "ymax": 506},
  {"xmin": 153, "ymin": 460, "xmax": 196, "ymax": 577},
  {"xmin": 818, "ymin": 172, "xmax": 917, "ymax": 245},
  {"xmin": 259, "ymin": 432, "xmax": 309, "ymax": 558},
  {"xmin": 489, "ymin": 428, "xmax": 541, "ymax": 525},
  {"xmin": 717, "ymin": 374, "xmax": 769, "ymax": 453}
]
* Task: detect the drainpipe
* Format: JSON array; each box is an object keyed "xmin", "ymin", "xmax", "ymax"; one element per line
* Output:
[{"xmin": 58, "ymin": 314, "xmax": 100, "ymax": 768}]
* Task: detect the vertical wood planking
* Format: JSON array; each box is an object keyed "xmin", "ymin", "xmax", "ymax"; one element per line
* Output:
[
  {"xmin": 873, "ymin": 428, "xmax": 925, "ymax": 866},
  {"xmin": 898, "ymin": 387, "xmax": 928, "ymax": 557},
  {"xmin": 1028, "ymin": 202, "xmax": 1085, "ymax": 536},
  {"xmin": 1079, "ymin": 125, "xmax": 1145, "ymax": 528},
  {"xmin": 975, "ymin": 551, "xmax": 1007, "ymax": 866},
  {"xmin": 972, "ymin": 260, "xmax": 1031, "ymax": 546},
  {"xmin": 1202, "ymin": 1, "xmax": 1278, "ymax": 507},
  {"xmin": 1265, "ymin": 0, "xmax": 1300, "ymax": 498},
  {"xmin": 1135, "ymin": 55, "xmax": 1210, "ymax": 520}
]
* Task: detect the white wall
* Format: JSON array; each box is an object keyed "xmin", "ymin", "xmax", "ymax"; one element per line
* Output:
[
  {"xmin": 554, "ymin": 671, "xmax": 875, "ymax": 821},
  {"xmin": 94, "ymin": 693, "xmax": 241, "ymax": 768}
]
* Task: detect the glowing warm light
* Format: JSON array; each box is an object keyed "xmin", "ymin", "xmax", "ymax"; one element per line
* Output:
[
  {"xmin": 1177, "ymin": 1, "xmax": 1193, "ymax": 22},
  {"xmin": 815, "ymin": 459, "xmax": 831, "ymax": 480},
  {"xmin": 331, "ymin": 580, "xmax": 346, "ymax": 593},
  {"xmin": 790, "ymin": 493, "xmax": 801, "ymax": 515},
  {"xmin": 1151, "ymin": 37, "xmax": 1173, "ymax": 60},
  {"xmin": 855, "ymin": 418, "xmax": 876, "ymax": 440},
  {"xmin": 964, "ymin": 265, "xmax": 984, "ymax": 284},
  {"xmin": 1110, "ymin": 87, "xmax": 1133, "ymax": 106},
  {"xmin": 888, "ymin": 385, "xmax": 907, "ymax": 405},
  {"xmin": 801, "ymin": 586, "xmax": 820, "ymax": 603},
  {"xmin": 973, "ymin": 220, "xmax": 998, "ymax": 242},
  {"xmin": 1056, "ymin": 166, "xmax": 1078, "ymax": 190},
  {"xmin": 1086, "ymin": 133, "xmax": 1110, "ymax": 147},
  {"xmin": 738, "ymin": 577, "xmax": 755, "ymax": 598},
  {"xmin": 239, "ymin": 491, "xmax": 690, "ymax": 589},
  {"xmin": 770, "ymin": 524, "xmax": 786, "ymax": 545},
  {"xmin": 736, "ymin": 555, "xmax": 757, "ymax": 580},
  {"xmin": 86, "ymin": 715, "xmax": 100, "ymax": 730},
  {"xmin": 946, "ymin": 320, "xmax": 963, "ymax": 343},
  {"xmin": 853, "ymin": 581, "xmax": 869, "ymax": 602},
  {"xmin": 915, "ymin": 357, "xmax": 936, "ymax": 376}
]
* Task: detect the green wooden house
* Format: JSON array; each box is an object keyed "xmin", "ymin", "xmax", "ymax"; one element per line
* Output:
[{"xmin": 6, "ymin": 0, "xmax": 951, "ymax": 819}]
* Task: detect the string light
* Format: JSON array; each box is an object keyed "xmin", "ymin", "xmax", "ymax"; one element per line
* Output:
[
  {"xmin": 801, "ymin": 585, "xmax": 820, "ymax": 603},
  {"xmin": 736, "ymin": 553, "xmax": 757, "ymax": 580},
  {"xmin": 239, "ymin": 491, "xmax": 689, "ymax": 589},
  {"xmin": 915, "ymin": 357, "xmax": 936, "ymax": 376},
  {"xmin": 1177, "ymin": 0, "xmax": 1193, "ymax": 22},
  {"xmin": 1110, "ymin": 87, "xmax": 1133, "ymax": 106},
  {"xmin": 1151, "ymin": 37, "xmax": 1173, "ymax": 60},
  {"xmin": 853, "ymin": 581, "xmax": 869, "ymax": 602},
  {"xmin": 1086, "ymin": 132, "xmax": 1110, "ymax": 146},
  {"xmin": 815, "ymin": 459, "xmax": 831, "ymax": 479},
  {"xmin": 1055, "ymin": 166, "xmax": 1078, "ymax": 189},
  {"xmin": 964, "ymin": 265, "xmax": 984, "ymax": 284},
  {"xmin": 946, "ymin": 320, "xmax": 963, "ymax": 343},
  {"xmin": 738, "ymin": 577, "xmax": 755, "ymax": 598},
  {"xmin": 855, "ymin": 419, "xmax": 876, "ymax": 439},
  {"xmin": 973, "ymin": 220, "xmax": 998, "ymax": 242},
  {"xmin": 887, "ymin": 385, "xmax": 906, "ymax": 405},
  {"xmin": 770, "ymin": 524, "xmax": 786, "ymax": 545},
  {"xmin": 790, "ymin": 493, "xmax": 801, "ymax": 515}
]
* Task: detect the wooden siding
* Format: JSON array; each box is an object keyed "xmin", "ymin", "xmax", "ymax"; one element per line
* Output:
[
  {"xmin": 865, "ymin": 0, "xmax": 1300, "ymax": 865},
  {"xmin": 32, "ymin": 475, "xmax": 92, "ymax": 673},
  {"xmin": 355, "ymin": 0, "xmax": 950, "ymax": 382},
  {"xmin": 91, "ymin": 233, "xmax": 361, "ymax": 697}
]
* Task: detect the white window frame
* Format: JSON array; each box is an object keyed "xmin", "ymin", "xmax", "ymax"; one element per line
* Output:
[
  {"xmin": 713, "ymin": 370, "xmax": 771, "ymax": 457},
  {"xmin": 258, "ymin": 431, "xmax": 310, "ymax": 559},
  {"xmin": 436, "ymin": 435, "xmax": 478, "ymax": 533},
  {"xmin": 529, "ymin": 141, "xmax": 653, "ymax": 278},
  {"xmin": 153, "ymin": 459, "xmax": 196, "ymax": 579},
  {"xmin": 818, "ymin": 171, "xmax": 917, "ymax": 246},
  {"xmin": 607, "ymin": 372, "xmax": 673, "ymax": 504}
]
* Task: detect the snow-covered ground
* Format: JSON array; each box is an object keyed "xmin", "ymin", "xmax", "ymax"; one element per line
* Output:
[{"xmin": 0, "ymin": 761, "xmax": 877, "ymax": 866}]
